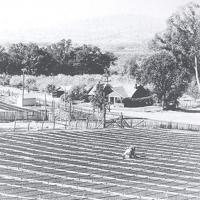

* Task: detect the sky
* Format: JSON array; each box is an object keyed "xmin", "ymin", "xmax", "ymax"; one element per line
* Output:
[{"xmin": 0, "ymin": 0, "xmax": 196, "ymax": 42}]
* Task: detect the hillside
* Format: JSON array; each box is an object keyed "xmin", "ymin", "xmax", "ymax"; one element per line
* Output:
[{"xmin": 0, "ymin": 15, "xmax": 166, "ymax": 48}]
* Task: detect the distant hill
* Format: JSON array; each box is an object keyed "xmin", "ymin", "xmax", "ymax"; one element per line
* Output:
[
  {"xmin": 68, "ymin": 14, "xmax": 166, "ymax": 46},
  {"xmin": 0, "ymin": 14, "xmax": 166, "ymax": 47}
]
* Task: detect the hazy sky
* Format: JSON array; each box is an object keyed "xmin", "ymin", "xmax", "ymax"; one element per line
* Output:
[
  {"xmin": 0, "ymin": 0, "xmax": 194, "ymax": 29},
  {"xmin": 0, "ymin": 0, "xmax": 196, "ymax": 42}
]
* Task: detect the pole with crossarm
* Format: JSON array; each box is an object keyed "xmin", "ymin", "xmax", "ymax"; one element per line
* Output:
[{"xmin": 21, "ymin": 68, "xmax": 26, "ymax": 106}]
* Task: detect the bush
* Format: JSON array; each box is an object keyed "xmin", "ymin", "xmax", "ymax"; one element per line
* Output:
[
  {"xmin": 9, "ymin": 76, "xmax": 23, "ymax": 87},
  {"xmin": 45, "ymin": 84, "xmax": 56, "ymax": 94},
  {"xmin": 25, "ymin": 77, "xmax": 38, "ymax": 91},
  {"xmin": 0, "ymin": 74, "xmax": 11, "ymax": 85},
  {"xmin": 186, "ymin": 79, "xmax": 200, "ymax": 99},
  {"xmin": 61, "ymin": 85, "xmax": 88, "ymax": 102}
]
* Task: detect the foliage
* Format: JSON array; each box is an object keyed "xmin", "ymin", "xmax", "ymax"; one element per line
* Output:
[
  {"xmin": 45, "ymin": 84, "xmax": 56, "ymax": 94},
  {"xmin": 151, "ymin": 2, "xmax": 200, "ymax": 88},
  {"xmin": 72, "ymin": 45, "xmax": 117, "ymax": 75},
  {"xmin": 90, "ymin": 82, "xmax": 107, "ymax": 111},
  {"xmin": 25, "ymin": 77, "xmax": 37, "ymax": 91},
  {"xmin": 186, "ymin": 78, "xmax": 200, "ymax": 99},
  {"xmin": 121, "ymin": 54, "xmax": 145, "ymax": 82},
  {"xmin": 141, "ymin": 51, "xmax": 187, "ymax": 110},
  {"xmin": 61, "ymin": 85, "xmax": 88, "ymax": 102},
  {"xmin": 0, "ymin": 39, "xmax": 117, "ymax": 76},
  {"xmin": 0, "ymin": 73, "xmax": 11, "ymax": 85},
  {"xmin": 9, "ymin": 75, "xmax": 23, "ymax": 87},
  {"xmin": 121, "ymin": 56, "xmax": 139, "ymax": 76}
]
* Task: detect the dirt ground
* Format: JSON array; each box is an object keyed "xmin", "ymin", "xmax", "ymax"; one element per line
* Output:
[{"xmin": 79, "ymin": 103, "xmax": 200, "ymax": 125}]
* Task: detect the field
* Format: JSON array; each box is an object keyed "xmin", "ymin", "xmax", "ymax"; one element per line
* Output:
[{"xmin": 0, "ymin": 128, "xmax": 199, "ymax": 199}]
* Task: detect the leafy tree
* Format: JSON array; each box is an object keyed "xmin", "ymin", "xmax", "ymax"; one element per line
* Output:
[
  {"xmin": 32, "ymin": 47, "xmax": 57, "ymax": 75},
  {"xmin": 47, "ymin": 39, "xmax": 73, "ymax": 74},
  {"xmin": 0, "ymin": 46, "xmax": 12, "ymax": 74},
  {"xmin": 141, "ymin": 51, "xmax": 187, "ymax": 110},
  {"xmin": 122, "ymin": 56, "xmax": 139, "ymax": 77},
  {"xmin": 45, "ymin": 84, "xmax": 56, "ymax": 94},
  {"xmin": 8, "ymin": 43, "xmax": 57, "ymax": 75},
  {"xmin": 73, "ymin": 45, "xmax": 117, "ymax": 75},
  {"xmin": 0, "ymin": 39, "xmax": 116, "ymax": 76},
  {"xmin": 151, "ymin": 2, "xmax": 200, "ymax": 91},
  {"xmin": 0, "ymin": 73, "xmax": 10, "ymax": 86},
  {"xmin": 61, "ymin": 85, "xmax": 88, "ymax": 102},
  {"xmin": 25, "ymin": 77, "xmax": 37, "ymax": 92},
  {"xmin": 90, "ymin": 83, "xmax": 105, "ymax": 111},
  {"xmin": 90, "ymin": 82, "xmax": 112, "ymax": 111}
]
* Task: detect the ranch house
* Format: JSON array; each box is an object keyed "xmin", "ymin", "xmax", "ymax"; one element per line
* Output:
[{"xmin": 108, "ymin": 86, "xmax": 128, "ymax": 105}]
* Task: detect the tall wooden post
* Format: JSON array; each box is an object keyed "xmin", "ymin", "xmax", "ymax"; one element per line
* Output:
[
  {"xmin": 103, "ymin": 92, "xmax": 106, "ymax": 128},
  {"xmin": 44, "ymin": 93, "xmax": 47, "ymax": 120},
  {"xmin": 69, "ymin": 100, "xmax": 72, "ymax": 121},
  {"xmin": 120, "ymin": 112, "xmax": 123, "ymax": 128},
  {"xmin": 64, "ymin": 91, "xmax": 66, "ymax": 111},
  {"xmin": 21, "ymin": 68, "xmax": 26, "ymax": 106}
]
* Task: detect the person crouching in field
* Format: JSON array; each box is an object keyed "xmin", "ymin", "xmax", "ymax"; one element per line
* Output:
[{"xmin": 122, "ymin": 146, "xmax": 137, "ymax": 159}]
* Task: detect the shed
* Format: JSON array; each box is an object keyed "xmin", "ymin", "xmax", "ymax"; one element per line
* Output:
[
  {"xmin": 132, "ymin": 85, "xmax": 150, "ymax": 99},
  {"xmin": 123, "ymin": 85, "xmax": 153, "ymax": 107},
  {"xmin": 17, "ymin": 94, "xmax": 37, "ymax": 107},
  {"xmin": 52, "ymin": 85, "xmax": 72, "ymax": 98}
]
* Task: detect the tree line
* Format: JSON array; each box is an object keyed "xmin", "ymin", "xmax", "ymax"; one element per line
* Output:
[{"xmin": 0, "ymin": 39, "xmax": 117, "ymax": 76}]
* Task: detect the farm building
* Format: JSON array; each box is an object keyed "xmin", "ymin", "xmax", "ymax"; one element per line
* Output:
[
  {"xmin": 123, "ymin": 85, "xmax": 153, "ymax": 107},
  {"xmin": 52, "ymin": 85, "xmax": 72, "ymax": 98},
  {"xmin": 108, "ymin": 86, "xmax": 128, "ymax": 105},
  {"xmin": 132, "ymin": 85, "xmax": 151, "ymax": 99},
  {"xmin": 17, "ymin": 93, "xmax": 37, "ymax": 106},
  {"xmin": 88, "ymin": 83, "xmax": 128, "ymax": 106}
]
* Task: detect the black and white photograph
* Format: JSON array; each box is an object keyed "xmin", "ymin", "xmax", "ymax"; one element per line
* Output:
[{"xmin": 0, "ymin": 0, "xmax": 200, "ymax": 199}]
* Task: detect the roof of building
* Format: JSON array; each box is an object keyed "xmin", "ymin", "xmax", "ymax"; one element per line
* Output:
[
  {"xmin": 109, "ymin": 86, "xmax": 128, "ymax": 98},
  {"xmin": 57, "ymin": 85, "xmax": 73, "ymax": 92},
  {"xmin": 88, "ymin": 83, "xmax": 128, "ymax": 98},
  {"xmin": 88, "ymin": 82, "xmax": 100, "ymax": 96}
]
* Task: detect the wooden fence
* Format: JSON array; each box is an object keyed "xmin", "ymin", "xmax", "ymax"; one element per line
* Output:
[
  {"xmin": 0, "ymin": 110, "xmax": 46, "ymax": 122},
  {"xmin": 106, "ymin": 116, "xmax": 200, "ymax": 132}
]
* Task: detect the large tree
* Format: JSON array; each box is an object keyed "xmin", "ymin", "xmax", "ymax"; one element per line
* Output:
[
  {"xmin": 47, "ymin": 39, "xmax": 73, "ymax": 74},
  {"xmin": 8, "ymin": 43, "xmax": 56, "ymax": 75},
  {"xmin": 0, "ymin": 46, "xmax": 11, "ymax": 74},
  {"xmin": 141, "ymin": 51, "xmax": 186, "ymax": 110},
  {"xmin": 152, "ymin": 2, "xmax": 200, "ymax": 91},
  {"xmin": 73, "ymin": 45, "xmax": 117, "ymax": 75}
]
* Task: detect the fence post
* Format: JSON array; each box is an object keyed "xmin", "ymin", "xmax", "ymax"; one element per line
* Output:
[
  {"xmin": 53, "ymin": 118, "xmax": 55, "ymax": 129},
  {"xmin": 86, "ymin": 118, "xmax": 89, "ymax": 129},
  {"xmin": 41, "ymin": 121, "xmax": 44, "ymax": 130},
  {"xmin": 120, "ymin": 112, "xmax": 123, "ymax": 128},
  {"xmin": 69, "ymin": 100, "xmax": 72, "ymax": 121},
  {"xmin": 44, "ymin": 93, "xmax": 48, "ymax": 120},
  {"xmin": 14, "ymin": 120, "xmax": 16, "ymax": 132},
  {"xmin": 103, "ymin": 92, "xmax": 106, "ymax": 128},
  {"xmin": 28, "ymin": 121, "xmax": 30, "ymax": 131}
]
